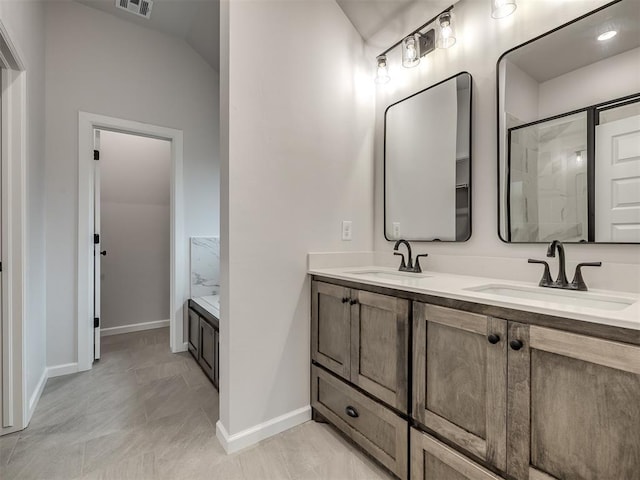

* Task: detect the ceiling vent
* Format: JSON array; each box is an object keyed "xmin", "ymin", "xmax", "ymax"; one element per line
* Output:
[{"xmin": 115, "ymin": 0, "xmax": 153, "ymax": 19}]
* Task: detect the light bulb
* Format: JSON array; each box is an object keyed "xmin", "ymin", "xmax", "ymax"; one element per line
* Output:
[
  {"xmin": 491, "ymin": 0, "xmax": 517, "ymax": 19},
  {"xmin": 375, "ymin": 55, "xmax": 390, "ymax": 84},
  {"xmin": 437, "ymin": 12, "xmax": 456, "ymax": 49},
  {"xmin": 402, "ymin": 35, "xmax": 420, "ymax": 68},
  {"xmin": 575, "ymin": 151, "xmax": 583, "ymax": 165}
]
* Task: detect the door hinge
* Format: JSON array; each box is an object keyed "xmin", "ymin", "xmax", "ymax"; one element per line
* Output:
[
  {"xmin": 94, "ymin": 233, "xmax": 100, "ymax": 244},
  {"xmin": 94, "ymin": 317, "xmax": 100, "ymax": 328},
  {"xmin": 94, "ymin": 149, "xmax": 100, "ymax": 161}
]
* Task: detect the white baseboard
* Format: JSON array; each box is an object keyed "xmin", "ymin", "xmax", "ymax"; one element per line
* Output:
[
  {"xmin": 216, "ymin": 406, "xmax": 311, "ymax": 454},
  {"xmin": 172, "ymin": 342, "xmax": 188, "ymax": 354},
  {"xmin": 47, "ymin": 363, "xmax": 79, "ymax": 378},
  {"xmin": 27, "ymin": 368, "xmax": 48, "ymax": 423},
  {"xmin": 101, "ymin": 319, "xmax": 170, "ymax": 337}
]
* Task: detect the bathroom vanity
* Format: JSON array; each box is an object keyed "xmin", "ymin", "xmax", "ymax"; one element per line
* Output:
[
  {"xmin": 188, "ymin": 296, "xmax": 220, "ymax": 389},
  {"xmin": 309, "ymin": 267, "xmax": 640, "ymax": 480}
]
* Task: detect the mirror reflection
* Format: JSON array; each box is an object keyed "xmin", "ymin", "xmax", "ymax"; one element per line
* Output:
[
  {"xmin": 498, "ymin": 0, "xmax": 640, "ymax": 243},
  {"xmin": 385, "ymin": 72, "xmax": 472, "ymax": 242}
]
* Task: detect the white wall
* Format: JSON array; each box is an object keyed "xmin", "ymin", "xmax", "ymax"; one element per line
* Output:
[
  {"xmin": 539, "ymin": 46, "xmax": 640, "ymax": 118},
  {"xmin": 100, "ymin": 131, "xmax": 171, "ymax": 329},
  {"xmin": 44, "ymin": 1, "xmax": 220, "ymax": 368},
  {"xmin": 220, "ymin": 0, "xmax": 374, "ymax": 441},
  {"xmin": 0, "ymin": 1, "xmax": 47, "ymax": 420},
  {"xmin": 373, "ymin": 0, "xmax": 640, "ymax": 293}
]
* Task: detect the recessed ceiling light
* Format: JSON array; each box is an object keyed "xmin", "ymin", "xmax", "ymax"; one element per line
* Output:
[{"xmin": 597, "ymin": 30, "xmax": 617, "ymax": 41}]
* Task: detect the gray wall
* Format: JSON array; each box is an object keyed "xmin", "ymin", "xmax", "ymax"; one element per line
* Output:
[
  {"xmin": 0, "ymin": 1, "xmax": 47, "ymax": 407},
  {"xmin": 100, "ymin": 131, "xmax": 170, "ymax": 330},
  {"xmin": 44, "ymin": 0, "xmax": 220, "ymax": 368}
]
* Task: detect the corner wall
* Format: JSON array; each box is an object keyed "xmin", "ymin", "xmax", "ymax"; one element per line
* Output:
[
  {"xmin": 44, "ymin": 1, "xmax": 220, "ymax": 368},
  {"xmin": 0, "ymin": 0, "xmax": 48, "ymax": 424},
  {"xmin": 373, "ymin": 0, "xmax": 640, "ymax": 293},
  {"xmin": 220, "ymin": 0, "xmax": 374, "ymax": 447}
]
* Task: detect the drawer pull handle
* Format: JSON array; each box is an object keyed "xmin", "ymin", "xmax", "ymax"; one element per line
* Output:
[
  {"xmin": 510, "ymin": 339, "xmax": 524, "ymax": 351},
  {"xmin": 349, "ymin": 299, "xmax": 358, "ymax": 305},
  {"xmin": 341, "ymin": 297, "xmax": 349, "ymax": 303},
  {"xmin": 487, "ymin": 334, "xmax": 500, "ymax": 344},
  {"xmin": 345, "ymin": 406, "xmax": 359, "ymax": 418}
]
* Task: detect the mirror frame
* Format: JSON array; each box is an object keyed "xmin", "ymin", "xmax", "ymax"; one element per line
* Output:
[
  {"xmin": 384, "ymin": 71, "xmax": 473, "ymax": 242},
  {"xmin": 495, "ymin": 0, "xmax": 640, "ymax": 244}
]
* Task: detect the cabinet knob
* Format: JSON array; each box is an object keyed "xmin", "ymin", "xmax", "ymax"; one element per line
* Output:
[
  {"xmin": 341, "ymin": 297, "xmax": 349, "ymax": 303},
  {"xmin": 349, "ymin": 299, "xmax": 358, "ymax": 305},
  {"xmin": 510, "ymin": 339, "xmax": 524, "ymax": 351},
  {"xmin": 487, "ymin": 334, "xmax": 500, "ymax": 344},
  {"xmin": 345, "ymin": 405, "xmax": 359, "ymax": 418}
]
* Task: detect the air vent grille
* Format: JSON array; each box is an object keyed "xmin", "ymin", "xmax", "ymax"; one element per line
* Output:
[{"xmin": 115, "ymin": 0, "xmax": 153, "ymax": 19}]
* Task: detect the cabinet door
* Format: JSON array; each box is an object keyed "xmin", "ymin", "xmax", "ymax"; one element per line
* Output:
[
  {"xmin": 413, "ymin": 304, "xmax": 507, "ymax": 471},
  {"xmin": 351, "ymin": 290, "xmax": 409, "ymax": 412},
  {"xmin": 188, "ymin": 308, "xmax": 200, "ymax": 357},
  {"xmin": 213, "ymin": 328, "xmax": 219, "ymax": 389},
  {"xmin": 507, "ymin": 323, "xmax": 640, "ymax": 480},
  {"xmin": 199, "ymin": 318, "xmax": 215, "ymax": 380},
  {"xmin": 411, "ymin": 428, "xmax": 504, "ymax": 480},
  {"xmin": 311, "ymin": 281, "xmax": 351, "ymax": 379}
]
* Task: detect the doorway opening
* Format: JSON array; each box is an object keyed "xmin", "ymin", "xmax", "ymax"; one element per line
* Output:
[
  {"xmin": 93, "ymin": 129, "xmax": 172, "ymax": 359},
  {"xmin": 78, "ymin": 113, "xmax": 185, "ymax": 372}
]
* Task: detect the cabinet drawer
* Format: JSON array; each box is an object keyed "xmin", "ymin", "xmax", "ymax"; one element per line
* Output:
[
  {"xmin": 411, "ymin": 428, "xmax": 504, "ymax": 480},
  {"xmin": 311, "ymin": 365, "xmax": 408, "ymax": 479}
]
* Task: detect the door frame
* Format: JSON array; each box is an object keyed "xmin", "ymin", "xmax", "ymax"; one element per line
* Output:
[
  {"xmin": 0, "ymin": 19, "xmax": 27, "ymax": 434},
  {"xmin": 77, "ymin": 112, "xmax": 185, "ymax": 371}
]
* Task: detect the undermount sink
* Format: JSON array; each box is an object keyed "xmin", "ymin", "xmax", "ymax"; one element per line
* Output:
[
  {"xmin": 345, "ymin": 270, "xmax": 431, "ymax": 281},
  {"xmin": 466, "ymin": 284, "xmax": 635, "ymax": 311}
]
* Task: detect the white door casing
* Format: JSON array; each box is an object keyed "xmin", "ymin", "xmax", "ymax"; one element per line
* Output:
[
  {"xmin": 595, "ymin": 114, "xmax": 640, "ymax": 242},
  {"xmin": 78, "ymin": 112, "xmax": 185, "ymax": 372},
  {"xmin": 93, "ymin": 129, "xmax": 101, "ymax": 360}
]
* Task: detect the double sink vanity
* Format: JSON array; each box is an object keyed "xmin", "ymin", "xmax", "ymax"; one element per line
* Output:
[
  {"xmin": 309, "ymin": 244, "xmax": 640, "ymax": 480},
  {"xmin": 307, "ymin": 2, "xmax": 640, "ymax": 479}
]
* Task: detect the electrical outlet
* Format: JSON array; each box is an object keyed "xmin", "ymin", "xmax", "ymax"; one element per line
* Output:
[
  {"xmin": 392, "ymin": 222, "xmax": 401, "ymax": 239},
  {"xmin": 342, "ymin": 221, "xmax": 352, "ymax": 241}
]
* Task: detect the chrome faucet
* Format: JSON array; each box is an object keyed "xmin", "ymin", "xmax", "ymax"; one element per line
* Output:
[
  {"xmin": 393, "ymin": 239, "xmax": 428, "ymax": 273},
  {"xmin": 528, "ymin": 240, "xmax": 601, "ymax": 291}
]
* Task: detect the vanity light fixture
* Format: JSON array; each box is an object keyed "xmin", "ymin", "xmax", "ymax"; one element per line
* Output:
[
  {"xmin": 375, "ymin": 55, "xmax": 391, "ymax": 84},
  {"xmin": 491, "ymin": 0, "xmax": 517, "ymax": 19},
  {"xmin": 597, "ymin": 30, "xmax": 617, "ymax": 41},
  {"xmin": 374, "ymin": 5, "xmax": 454, "ymax": 83},
  {"xmin": 575, "ymin": 150, "xmax": 583, "ymax": 165},
  {"xmin": 402, "ymin": 35, "xmax": 421, "ymax": 68},
  {"xmin": 437, "ymin": 11, "xmax": 456, "ymax": 48}
]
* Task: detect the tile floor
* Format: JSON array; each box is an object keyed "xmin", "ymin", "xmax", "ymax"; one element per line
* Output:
[{"xmin": 0, "ymin": 328, "xmax": 393, "ymax": 479}]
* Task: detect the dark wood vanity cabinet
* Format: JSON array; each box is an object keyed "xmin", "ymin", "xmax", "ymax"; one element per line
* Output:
[
  {"xmin": 187, "ymin": 300, "xmax": 219, "ymax": 390},
  {"xmin": 311, "ymin": 276, "xmax": 640, "ymax": 480}
]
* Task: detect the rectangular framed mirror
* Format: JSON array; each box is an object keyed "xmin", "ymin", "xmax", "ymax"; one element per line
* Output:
[
  {"xmin": 385, "ymin": 72, "xmax": 472, "ymax": 242},
  {"xmin": 498, "ymin": 0, "xmax": 640, "ymax": 243}
]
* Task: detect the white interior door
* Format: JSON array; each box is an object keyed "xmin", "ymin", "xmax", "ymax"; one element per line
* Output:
[
  {"xmin": 596, "ymin": 114, "xmax": 640, "ymax": 242},
  {"xmin": 93, "ymin": 129, "xmax": 101, "ymax": 360}
]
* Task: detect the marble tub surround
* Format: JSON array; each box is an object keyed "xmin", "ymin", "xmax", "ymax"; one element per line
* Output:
[
  {"xmin": 190, "ymin": 236, "xmax": 220, "ymax": 298},
  {"xmin": 308, "ymin": 265, "xmax": 640, "ymax": 333}
]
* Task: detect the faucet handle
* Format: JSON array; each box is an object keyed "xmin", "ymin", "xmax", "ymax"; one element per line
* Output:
[
  {"xmin": 394, "ymin": 252, "xmax": 406, "ymax": 270},
  {"xmin": 528, "ymin": 259, "xmax": 553, "ymax": 287},
  {"xmin": 571, "ymin": 262, "xmax": 602, "ymax": 291},
  {"xmin": 414, "ymin": 254, "xmax": 429, "ymax": 273}
]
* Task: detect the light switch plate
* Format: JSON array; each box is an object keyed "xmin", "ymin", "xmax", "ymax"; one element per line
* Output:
[{"xmin": 342, "ymin": 221, "xmax": 352, "ymax": 241}]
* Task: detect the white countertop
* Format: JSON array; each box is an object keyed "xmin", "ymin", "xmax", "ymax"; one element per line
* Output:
[
  {"xmin": 193, "ymin": 294, "xmax": 220, "ymax": 318},
  {"xmin": 308, "ymin": 266, "xmax": 640, "ymax": 332}
]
